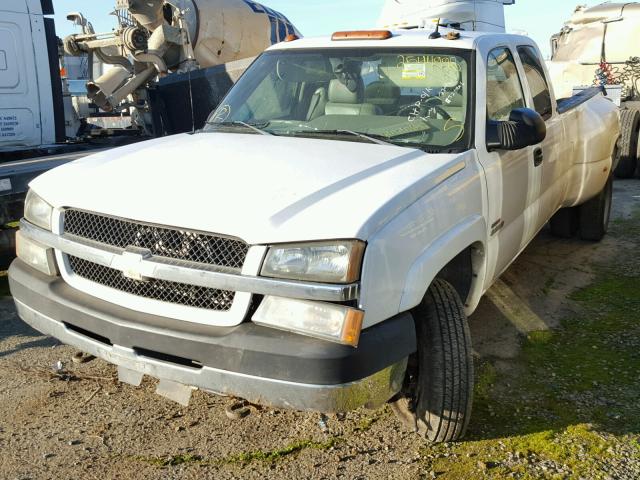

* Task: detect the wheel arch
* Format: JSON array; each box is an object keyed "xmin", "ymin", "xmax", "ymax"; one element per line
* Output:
[{"xmin": 398, "ymin": 215, "xmax": 487, "ymax": 314}]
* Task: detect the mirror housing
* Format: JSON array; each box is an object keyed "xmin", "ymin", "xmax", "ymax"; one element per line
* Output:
[{"xmin": 487, "ymin": 108, "xmax": 547, "ymax": 151}]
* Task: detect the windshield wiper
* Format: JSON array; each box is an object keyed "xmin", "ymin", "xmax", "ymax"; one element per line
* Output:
[
  {"xmin": 206, "ymin": 120, "xmax": 274, "ymax": 136},
  {"xmin": 295, "ymin": 129, "xmax": 396, "ymax": 146}
]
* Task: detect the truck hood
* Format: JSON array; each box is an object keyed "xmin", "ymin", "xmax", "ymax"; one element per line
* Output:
[{"xmin": 30, "ymin": 133, "xmax": 468, "ymax": 244}]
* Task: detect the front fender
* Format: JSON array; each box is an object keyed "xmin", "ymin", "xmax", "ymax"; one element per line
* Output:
[
  {"xmin": 358, "ymin": 153, "xmax": 486, "ymax": 328},
  {"xmin": 399, "ymin": 215, "xmax": 487, "ymax": 312}
]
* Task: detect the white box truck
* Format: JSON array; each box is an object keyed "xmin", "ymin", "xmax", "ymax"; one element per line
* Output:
[{"xmin": 0, "ymin": 0, "xmax": 64, "ymax": 153}]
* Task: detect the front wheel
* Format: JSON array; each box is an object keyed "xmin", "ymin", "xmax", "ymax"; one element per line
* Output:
[{"xmin": 391, "ymin": 279, "xmax": 474, "ymax": 443}]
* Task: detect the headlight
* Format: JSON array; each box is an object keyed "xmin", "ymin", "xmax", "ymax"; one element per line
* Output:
[
  {"xmin": 24, "ymin": 190, "xmax": 53, "ymax": 231},
  {"xmin": 261, "ymin": 240, "xmax": 365, "ymax": 283}
]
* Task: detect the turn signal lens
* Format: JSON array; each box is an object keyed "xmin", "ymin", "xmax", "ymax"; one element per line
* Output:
[
  {"xmin": 16, "ymin": 231, "xmax": 58, "ymax": 276},
  {"xmin": 252, "ymin": 296, "xmax": 364, "ymax": 347}
]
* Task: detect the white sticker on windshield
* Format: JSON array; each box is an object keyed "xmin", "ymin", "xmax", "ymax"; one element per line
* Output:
[{"xmin": 402, "ymin": 63, "xmax": 427, "ymax": 80}]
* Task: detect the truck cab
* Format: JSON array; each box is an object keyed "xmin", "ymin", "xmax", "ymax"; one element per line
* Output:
[{"xmin": 9, "ymin": 27, "xmax": 618, "ymax": 443}]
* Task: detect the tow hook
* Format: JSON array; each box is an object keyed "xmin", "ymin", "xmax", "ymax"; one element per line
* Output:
[
  {"xmin": 225, "ymin": 399, "xmax": 251, "ymax": 420},
  {"xmin": 71, "ymin": 351, "xmax": 96, "ymax": 364}
]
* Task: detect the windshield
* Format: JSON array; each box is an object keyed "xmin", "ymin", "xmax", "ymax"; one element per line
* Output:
[{"xmin": 203, "ymin": 48, "xmax": 473, "ymax": 152}]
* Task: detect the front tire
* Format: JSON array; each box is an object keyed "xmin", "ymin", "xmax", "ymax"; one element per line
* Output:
[
  {"xmin": 579, "ymin": 175, "xmax": 613, "ymax": 241},
  {"xmin": 391, "ymin": 279, "xmax": 474, "ymax": 443}
]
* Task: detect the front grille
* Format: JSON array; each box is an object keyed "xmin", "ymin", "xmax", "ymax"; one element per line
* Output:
[
  {"xmin": 64, "ymin": 209, "xmax": 249, "ymax": 270},
  {"xmin": 68, "ymin": 256, "xmax": 236, "ymax": 311},
  {"xmin": 62, "ymin": 209, "xmax": 247, "ymax": 313}
]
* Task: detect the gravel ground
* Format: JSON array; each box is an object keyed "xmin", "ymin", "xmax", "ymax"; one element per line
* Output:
[{"xmin": 0, "ymin": 180, "xmax": 638, "ymax": 480}]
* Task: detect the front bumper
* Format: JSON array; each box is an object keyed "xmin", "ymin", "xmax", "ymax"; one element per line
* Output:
[{"xmin": 9, "ymin": 259, "xmax": 415, "ymax": 412}]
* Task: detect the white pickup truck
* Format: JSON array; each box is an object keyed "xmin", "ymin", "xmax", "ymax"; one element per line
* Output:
[{"xmin": 10, "ymin": 27, "xmax": 619, "ymax": 442}]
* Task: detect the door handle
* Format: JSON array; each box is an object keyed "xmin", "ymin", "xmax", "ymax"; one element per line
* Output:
[{"xmin": 533, "ymin": 147, "xmax": 544, "ymax": 167}]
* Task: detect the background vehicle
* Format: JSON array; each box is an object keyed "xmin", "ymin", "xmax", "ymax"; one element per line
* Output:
[
  {"xmin": 0, "ymin": 0, "xmax": 299, "ymax": 267},
  {"xmin": 0, "ymin": 0, "xmax": 300, "ymax": 155},
  {"xmin": 63, "ymin": 0, "xmax": 300, "ymax": 137},
  {"xmin": 378, "ymin": 0, "xmax": 515, "ymax": 31},
  {"xmin": 0, "ymin": 0, "xmax": 62, "ymax": 153},
  {"xmin": 548, "ymin": 2, "xmax": 640, "ymax": 178}
]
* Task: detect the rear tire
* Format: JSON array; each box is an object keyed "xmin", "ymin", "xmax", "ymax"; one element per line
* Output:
[
  {"xmin": 549, "ymin": 206, "xmax": 579, "ymax": 238},
  {"xmin": 614, "ymin": 109, "xmax": 640, "ymax": 179},
  {"xmin": 390, "ymin": 279, "xmax": 474, "ymax": 443},
  {"xmin": 578, "ymin": 175, "xmax": 613, "ymax": 241}
]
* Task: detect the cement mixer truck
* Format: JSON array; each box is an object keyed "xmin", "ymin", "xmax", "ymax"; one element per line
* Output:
[
  {"xmin": 548, "ymin": 3, "xmax": 640, "ymax": 178},
  {"xmin": 0, "ymin": 0, "xmax": 298, "ymax": 152},
  {"xmin": 63, "ymin": 0, "xmax": 300, "ymax": 136}
]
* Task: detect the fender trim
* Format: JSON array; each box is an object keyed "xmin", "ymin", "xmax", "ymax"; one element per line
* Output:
[{"xmin": 399, "ymin": 215, "xmax": 486, "ymax": 312}]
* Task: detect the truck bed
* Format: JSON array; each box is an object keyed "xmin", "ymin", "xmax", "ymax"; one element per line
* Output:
[{"xmin": 557, "ymin": 86, "xmax": 607, "ymax": 114}]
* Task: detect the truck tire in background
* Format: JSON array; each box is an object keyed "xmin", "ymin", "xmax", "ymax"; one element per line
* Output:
[
  {"xmin": 391, "ymin": 279, "xmax": 474, "ymax": 443},
  {"xmin": 578, "ymin": 175, "xmax": 613, "ymax": 241},
  {"xmin": 614, "ymin": 109, "xmax": 640, "ymax": 179}
]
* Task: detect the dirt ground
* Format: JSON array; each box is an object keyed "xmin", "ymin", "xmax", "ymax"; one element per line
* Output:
[{"xmin": 0, "ymin": 181, "xmax": 639, "ymax": 480}]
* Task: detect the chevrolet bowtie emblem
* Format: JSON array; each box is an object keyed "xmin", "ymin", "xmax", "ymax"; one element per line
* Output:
[{"xmin": 118, "ymin": 247, "xmax": 153, "ymax": 282}]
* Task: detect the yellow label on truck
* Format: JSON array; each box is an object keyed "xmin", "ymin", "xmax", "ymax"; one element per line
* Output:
[{"xmin": 401, "ymin": 63, "xmax": 427, "ymax": 80}]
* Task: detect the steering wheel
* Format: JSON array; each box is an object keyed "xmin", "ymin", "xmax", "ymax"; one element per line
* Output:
[{"xmin": 395, "ymin": 96, "xmax": 452, "ymax": 121}]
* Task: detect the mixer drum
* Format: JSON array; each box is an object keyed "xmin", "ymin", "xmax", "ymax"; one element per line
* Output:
[{"xmin": 173, "ymin": 0, "xmax": 300, "ymax": 69}]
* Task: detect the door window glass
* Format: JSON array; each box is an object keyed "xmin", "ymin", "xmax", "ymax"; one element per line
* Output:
[
  {"xmin": 518, "ymin": 45, "xmax": 553, "ymax": 120},
  {"xmin": 486, "ymin": 48, "xmax": 525, "ymax": 121}
]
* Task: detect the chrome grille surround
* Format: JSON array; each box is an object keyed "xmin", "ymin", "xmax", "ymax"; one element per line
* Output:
[
  {"xmin": 21, "ymin": 218, "xmax": 359, "ymax": 326},
  {"xmin": 62, "ymin": 210, "xmax": 250, "ymax": 313}
]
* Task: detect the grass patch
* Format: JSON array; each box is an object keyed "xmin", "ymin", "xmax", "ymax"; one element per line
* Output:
[
  {"xmin": 354, "ymin": 412, "xmax": 383, "ymax": 432},
  {"xmin": 444, "ymin": 209, "xmax": 640, "ymax": 478},
  {"xmin": 469, "ymin": 271, "xmax": 640, "ymax": 436},
  {"xmin": 224, "ymin": 437, "xmax": 340, "ymax": 464},
  {"xmin": 541, "ymin": 277, "xmax": 556, "ymax": 296},
  {"xmin": 133, "ymin": 437, "xmax": 341, "ymax": 468},
  {"xmin": 424, "ymin": 425, "xmax": 615, "ymax": 479},
  {"xmin": 475, "ymin": 361, "xmax": 498, "ymax": 401}
]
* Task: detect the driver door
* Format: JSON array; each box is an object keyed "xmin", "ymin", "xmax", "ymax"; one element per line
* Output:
[{"xmin": 479, "ymin": 46, "xmax": 543, "ymax": 283}]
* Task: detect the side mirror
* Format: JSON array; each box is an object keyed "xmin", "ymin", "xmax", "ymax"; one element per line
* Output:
[{"xmin": 487, "ymin": 108, "xmax": 547, "ymax": 151}]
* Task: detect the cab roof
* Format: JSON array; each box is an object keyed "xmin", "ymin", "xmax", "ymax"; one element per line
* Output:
[{"xmin": 267, "ymin": 28, "xmax": 518, "ymax": 52}]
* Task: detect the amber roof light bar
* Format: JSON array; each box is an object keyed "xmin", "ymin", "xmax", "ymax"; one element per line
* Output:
[{"xmin": 331, "ymin": 30, "xmax": 393, "ymax": 41}]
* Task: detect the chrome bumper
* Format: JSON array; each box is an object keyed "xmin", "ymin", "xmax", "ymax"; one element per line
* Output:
[
  {"xmin": 20, "ymin": 219, "xmax": 359, "ymax": 303},
  {"xmin": 14, "ymin": 299, "xmax": 407, "ymax": 412}
]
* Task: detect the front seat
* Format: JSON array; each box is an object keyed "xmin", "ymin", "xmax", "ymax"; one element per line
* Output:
[
  {"xmin": 325, "ymin": 79, "xmax": 379, "ymax": 115},
  {"xmin": 365, "ymin": 81, "xmax": 400, "ymax": 114},
  {"xmin": 306, "ymin": 86, "xmax": 328, "ymax": 120}
]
